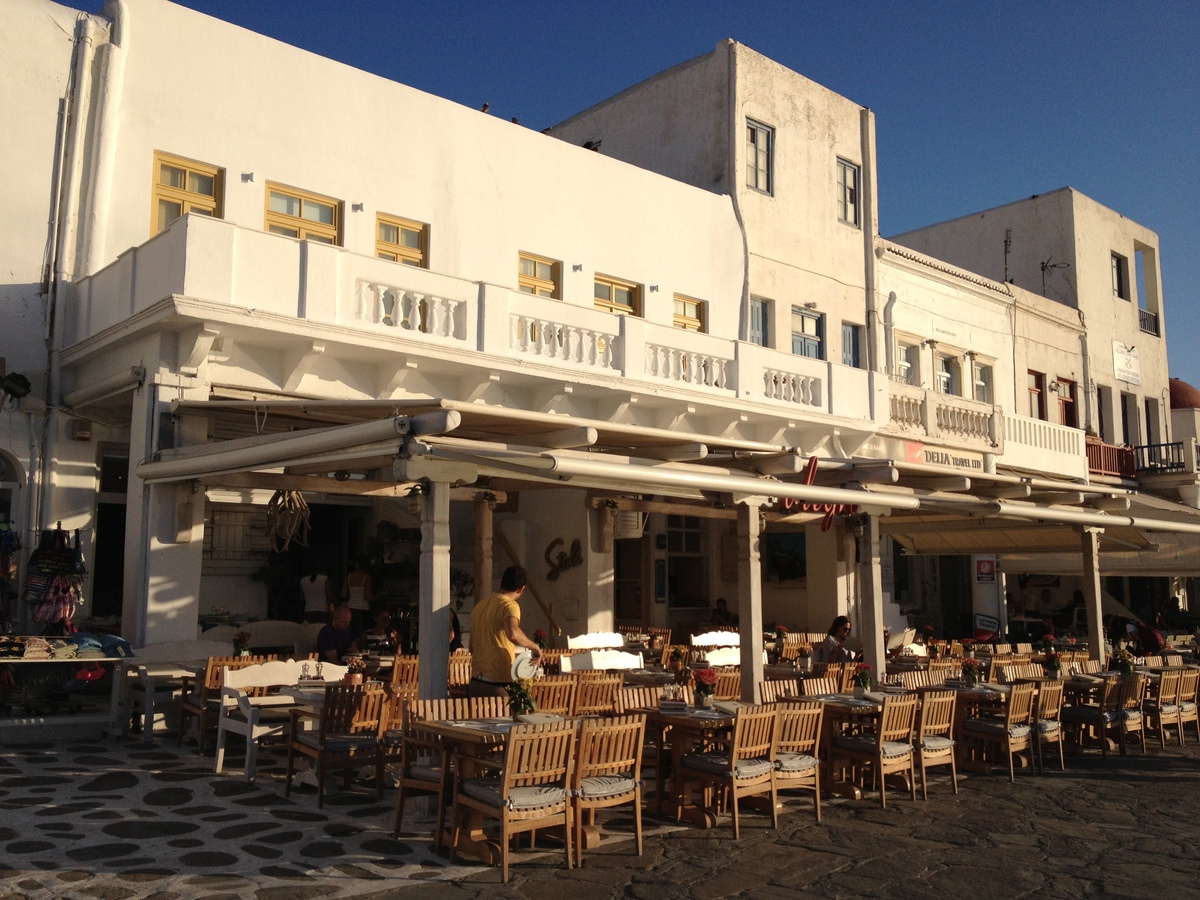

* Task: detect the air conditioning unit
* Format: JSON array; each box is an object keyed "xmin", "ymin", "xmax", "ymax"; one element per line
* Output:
[{"xmin": 612, "ymin": 510, "xmax": 646, "ymax": 540}]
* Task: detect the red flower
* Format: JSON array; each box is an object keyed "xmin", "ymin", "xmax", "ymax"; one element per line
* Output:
[{"xmin": 692, "ymin": 667, "xmax": 719, "ymax": 687}]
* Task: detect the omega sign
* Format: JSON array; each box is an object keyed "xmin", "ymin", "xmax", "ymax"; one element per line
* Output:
[{"xmin": 777, "ymin": 456, "xmax": 859, "ymax": 532}]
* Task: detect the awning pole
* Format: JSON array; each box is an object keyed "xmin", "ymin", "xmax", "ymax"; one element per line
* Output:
[{"xmin": 1080, "ymin": 527, "xmax": 1106, "ymax": 664}]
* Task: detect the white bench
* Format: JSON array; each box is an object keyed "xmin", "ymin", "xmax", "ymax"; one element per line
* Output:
[
  {"xmin": 214, "ymin": 659, "xmax": 347, "ymax": 781},
  {"xmin": 560, "ymin": 649, "xmax": 643, "ymax": 672}
]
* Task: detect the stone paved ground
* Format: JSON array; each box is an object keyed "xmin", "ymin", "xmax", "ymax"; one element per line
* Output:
[{"xmin": 3, "ymin": 730, "xmax": 1200, "ymax": 899}]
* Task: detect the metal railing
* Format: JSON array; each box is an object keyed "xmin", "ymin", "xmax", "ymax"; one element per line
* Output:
[
  {"xmin": 1139, "ymin": 309, "xmax": 1159, "ymax": 336},
  {"xmin": 1134, "ymin": 441, "xmax": 1185, "ymax": 473}
]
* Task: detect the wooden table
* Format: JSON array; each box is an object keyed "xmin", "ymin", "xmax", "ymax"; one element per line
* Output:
[
  {"xmin": 808, "ymin": 693, "xmax": 886, "ymax": 799},
  {"xmin": 641, "ymin": 706, "xmax": 739, "ymax": 827}
]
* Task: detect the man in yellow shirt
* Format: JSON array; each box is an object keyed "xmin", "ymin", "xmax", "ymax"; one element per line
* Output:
[{"xmin": 468, "ymin": 565, "xmax": 542, "ymax": 698}]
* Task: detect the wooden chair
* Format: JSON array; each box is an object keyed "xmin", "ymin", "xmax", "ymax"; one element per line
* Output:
[
  {"xmin": 617, "ymin": 685, "xmax": 663, "ymax": 713},
  {"xmin": 1015, "ymin": 642, "xmax": 1033, "ymax": 654},
  {"xmin": 758, "ymin": 678, "xmax": 799, "ymax": 703},
  {"xmin": 1177, "ymin": 668, "xmax": 1200, "ymax": 745},
  {"xmin": 573, "ymin": 675, "xmax": 622, "ymax": 717},
  {"xmin": 285, "ymin": 683, "xmax": 389, "ymax": 808},
  {"xmin": 450, "ymin": 720, "xmax": 577, "ymax": 884},
  {"xmin": 178, "ymin": 654, "xmax": 274, "ymax": 752},
  {"xmin": 675, "ymin": 703, "xmax": 779, "ymax": 839},
  {"xmin": 961, "ymin": 683, "xmax": 1035, "ymax": 782},
  {"xmin": 1165, "ymin": 654, "xmax": 1184, "ymax": 667},
  {"xmin": 530, "ymin": 676, "xmax": 578, "ymax": 716},
  {"xmin": 901, "ymin": 670, "xmax": 933, "ymax": 690},
  {"xmin": 714, "ymin": 669, "xmax": 742, "ymax": 702},
  {"xmin": 799, "ymin": 676, "xmax": 839, "ymax": 697},
  {"xmin": 389, "ymin": 695, "xmax": 506, "ymax": 842},
  {"xmin": 1033, "ymin": 679, "xmax": 1066, "ymax": 773},
  {"xmin": 390, "ymin": 654, "xmax": 420, "ymax": 691},
  {"xmin": 572, "ymin": 714, "xmax": 646, "ymax": 866},
  {"xmin": 448, "ymin": 651, "xmax": 472, "ymax": 697},
  {"xmin": 928, "ymin": 659, "xmax": 958, "ymax": 683},
  {"xmin": 1074, "ymin": 659, "xmax": 1104, "ymax": 674},
  {"xmin": 774, "ymin": 701, "xmax": 822, "ymax": 822},
  {"xmin": 811, "ymin": 662, "xmax": 843, "ymax": 682},
  {"xmin": 947, "ymin": 641, "xmax": 964, "ymax": 658},
  {"xmin": 829, "ymin": 695, "xmax": 918, "ymax": 808},
  {"xmin": 1143, "ymin": 655, "xmax": 1165, "ymax": 668},
  {"xmin": 1143, "ymin": 669, "xmax": 1182, "ymax": 748},
  {"xmin": 214, "ymin": 659, "xmax": 340, "ymax": 781},
  {"xmin": 915, "ymin": 690, "xmax": 957, "ymax": 799}
]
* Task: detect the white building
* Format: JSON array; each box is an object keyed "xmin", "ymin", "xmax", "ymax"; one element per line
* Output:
[{"xmin": 3, "ymin": 0, "xmax": 1199, "ymax": 698}]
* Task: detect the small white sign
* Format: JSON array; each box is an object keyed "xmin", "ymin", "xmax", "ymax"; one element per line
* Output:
[{"xmin": 1113, "ymin": 341, "xmax": 1141, "ymax": 386}]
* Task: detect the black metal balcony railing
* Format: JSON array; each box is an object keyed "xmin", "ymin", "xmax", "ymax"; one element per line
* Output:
[
  {"xmin": 1139, "ymin": 308, "xmax": 1159, "ymax": 336},
  {"xmin": 1135, "ymin": 441, "xmax": 1185, "ymax": 473}
]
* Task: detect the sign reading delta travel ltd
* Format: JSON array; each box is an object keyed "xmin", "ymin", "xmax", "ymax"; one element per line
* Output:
[
  {"xmin": 777, "ymin": 456, "xmax": 858, "ymax": 532},
  {"xmin": 905, "ymin": 442, "xmax": 984, "ymax": 471}
]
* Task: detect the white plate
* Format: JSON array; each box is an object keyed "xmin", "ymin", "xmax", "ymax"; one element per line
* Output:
[{"xmin": 511, "ymin": 650, "xmax": 541, "ymax": 681}]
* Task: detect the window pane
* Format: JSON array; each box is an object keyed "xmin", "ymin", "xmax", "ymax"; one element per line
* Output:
[
  {"xmin": 520, "ymin": 257, "xmax": 536, "ymax": 277},
  {"xmin": 401, "ymin": 257, "xmax": 419, "ymax": 266},
  {"xmin": 400, "ymin": 227, "xmax": 421, "ymax": 248},
  {"xmin": 188, "ymin": 171, "xmax": 214, "ymax": 197},
  {"xmin": 538, "ymin": 287, "xmax": 553, "ymax": 297},
  {"xmin": 379, "ymin": 222, "xmax": 399, "ymax": 243},
  {"xmin": 306, "ymin": 233, "xmax": 334, "ymax": 244},
  {"xmin": 614, "ymin": 286, "xmax": 633, "ymax": 308},
  {"xmin": 269, "ymin": 192, "xmax": 299, "ymax": 216},
  {"xmin": 536, "ymin": 261, "xmax": 552, "ymax": 280},
  {"xmin": 157, "ymin": 199, "xmax": 182, "ymax": 231},
  {"xmin": 189, "ymin": 207, "xmax": 213, "ymax": 217},
  {"xmin": 302, "ymin": 199, "xmax": 335, "ymax": 225},
  {"xmin": 595, "ymin": 282, "xmax": 610, "ymax": 302},
  {"xmin": 519, "ymin": 284, "xmax": 535, "ymax": 294},
  {"xmin": 160, "ymin": 164, "xmax": 186, "ymax": 188},
  {"xmin": 269, "ymin": 223, "xmax": 299, "ymax": 237}
]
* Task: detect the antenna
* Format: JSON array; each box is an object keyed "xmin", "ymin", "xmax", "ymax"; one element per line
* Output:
[{"xmin": 1039, "ymin": 256, "xmax": 1070, "ymax": 296}]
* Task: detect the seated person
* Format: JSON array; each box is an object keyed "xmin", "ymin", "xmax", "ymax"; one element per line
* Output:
[
  {"xmin": 814, "ymin": 615, "xmax": 856, "ymax": 664},
  {"xmin": 355, "ymin": 607, "xmax": 398, "ymax": 655},
  {"xmin": 317, "ymin": 604, "xmax": 357, "ymax": 664},
  {"xmin": 711, "ymin": 597, "xmax": 737, "ymax": 628}
]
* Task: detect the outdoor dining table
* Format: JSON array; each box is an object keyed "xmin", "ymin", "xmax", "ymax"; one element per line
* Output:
[
  {"xmin": 623, "ymin": 669, "xmax": 678, "ymax": 688},
  {"xmin": 640, "ymin": 704, "xmax": 742, "ymax": 827}
]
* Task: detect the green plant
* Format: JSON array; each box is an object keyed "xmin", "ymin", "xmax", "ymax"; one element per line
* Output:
[
  {"xmin": 450, "ymin": 568, "xmax": 474, "ymax": 611},
  {"xmin": 506, "ymin": 677, "xmax": 536, "ymax": 715}
]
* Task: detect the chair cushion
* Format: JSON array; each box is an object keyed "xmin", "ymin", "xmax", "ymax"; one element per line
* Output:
[
  {"xmin": 404, "ymin": 763, "xmax": 443, "ymax": 784},
  {"xmin": 294, "ymin": 732, "xmax": 379, "ymax": 753},
  {"xmin": 683, "ymin": 753, "xmax": 774, "ymax": 779},
  {"xmin": 775, "ymin": 751, "xmax": 819, "ymax": 773},
  {"xmin": 1036, "ymin": 720, "xmax": 1061, "ymax": 735},
  {"xmin": 832, "ymin": 735, "xmax": 912, "ymax": 759},
  {"xmin": 1144, "ymin": 703, "xmax": 1180, "ymax": 715},
  {"xmin": 962, "ymin": 719, "xmax": 1031, "ymax": 739},
  {"xmin": 920, "ymin": 735, "xmax": 955, "ymax": 751},
  {"xmin": 1119, "ymin": 710, "xmax": 1142, "ymax": 724},
  {"xmin": 1181, "ymin": 701, "xmax": 1197, "ymax": 713},
  {"xmin": 579, "ymin": 774, "xmax": 638, "ymax": 798},
  {"xmin": 461, "ymin": 779, "xmax": 566, "ymax": 810}
]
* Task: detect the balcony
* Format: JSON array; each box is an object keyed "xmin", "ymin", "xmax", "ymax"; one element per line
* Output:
[
  {"xmin": 886, "ymin": 381, "xmax": 1000, "ymax": 451},
  {"xmin": 1135, "ymin": 442, "xmax": 1187, "ymax": 473},
  {"xmin": 1001, "ymin": 413, "xmax": 1087, "ymax": 480},
  {"xmin": 66, "ymin": 214, "xmax": 880, "ymax": 429},
  {"xmin": 1138, "ymin": 309, "xmax": 1159, "ymax": 336},
  {"xmin": 1085, "ymin": 436, "xmax": 1136, "ymax": 478}
]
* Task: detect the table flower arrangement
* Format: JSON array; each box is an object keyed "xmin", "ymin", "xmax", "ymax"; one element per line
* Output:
[
  {"xmin": 961, "ymin": 638, "xmax": 977, "ymax": 658},
  {"xmin": 1113, "ymin": 647, "xmax": 1136, "ymax": 676},
  {"xmin": 1042, "ymin": 650, "xmax": 1063, "ymax": 677},
  {"xmin": 961, "ymin": 657, "xmax": 983, "ymax": 687},
  {"xmin": 853, "ymin": 663, "xmax": 874, "ymax": 691},
  {"xmin": 1041, "ymin": 634, "xmax": 1057, "ymax": 654},
  {"xmin": 506, "ymin": 677, "xmax": 536, "ymax": 718},
  {"xmin": 233, "ymin": 631, "xmax": 252, "ymax": 656},
  {"xmin": 774, "ymin": 624, "xmax": 788, "ymax": 642},
  {"xmin": 692, "ymin": 665, "xmax": 718, "ymax": 708},
  {"xmin": 533, "ymin": 629, "xmax": 548, "ymax": 650},
  {"xmin": 344, "ymin": 655, "xmax": 366, "ymax": 684}
]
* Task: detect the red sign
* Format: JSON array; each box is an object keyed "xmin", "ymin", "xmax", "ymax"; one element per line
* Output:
[
  {"xmin": 976, "ymin": 557, "xmax": 995, "ymax": 582},
  {"xmin": 778, "ymin": 456, "xmax": 859, "ymax": 531}
]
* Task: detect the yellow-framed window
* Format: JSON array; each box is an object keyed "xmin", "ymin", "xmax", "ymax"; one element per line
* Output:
[
  {"xmin": 151, "ymin": 151, "xmax": 223, "ymax": 236},
  {"xmin": 594, "ymin": 274, "xmax": 641, "ymax": 316},
  {"xmin": 377, "ymin": 214, "xmax": 428, "ymax": 267},
  {"xmin": 264, "ymin": 182, "xmax": 341, "ymax": 244},
  {"xmin": 518, "ymin": 252, "xmax": 560, "ymax": 298},
  {"xmin": 673, "ymin": 295, "xmax": 706, "ymax": 332}
]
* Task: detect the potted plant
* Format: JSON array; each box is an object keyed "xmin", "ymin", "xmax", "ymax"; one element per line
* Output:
[
  {"xmin": 233, "ymin": 631, "xmax": 252, "ymax": 657},
  {"xmin": 853, "ymin": 663, "xmax": 874, "ymax": 695},
  {"xmin": 692, "ymin": 666, "xmax": 718, "ymax": 709},
  {"xmin": 961, "ymin": 657, "xmax": 983, "ymax": 687},
  {"xmin": 795, "ymin": 643, "xmax": 812, "ymax": 673},
  {"xmin": 1113, "ymin": 647, "xmax": 1136, "ymax": 676},
  {"xmin": 506, "ymin": 677, "xmax": 536, "ymax": 720},
  {"xmin": 1042, "ymin": 650, "xmax": 1063, "ymax": 678},
  {"xmin": 343, "ymin": 656, "xmax": 366, "ymax": 684},
  {"xmin": 961, "ymin": 638, "xmax": 977, "ymax": 659}
]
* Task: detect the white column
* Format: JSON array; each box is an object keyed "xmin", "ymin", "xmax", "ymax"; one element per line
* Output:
[
  {"xmin": 857, "ymin": 514, "xmax": 887, "ymax": 675},
  {"xmin": 1080, "ymin": 527, "xmax": 1106, "ymax": 663},
  {"xmin": 736, "ymin": 500, "xmax": 764, "ymax": 703},
  {"xmin": 473, "ymin": 497, "xmax": 494, "ymax": 608},
  {"xmin": 417, "ymin": 481, "xmax": 451, "ymax": 699}
]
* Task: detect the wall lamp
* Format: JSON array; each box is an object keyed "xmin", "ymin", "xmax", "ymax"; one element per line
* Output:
[{"xmin": 0, "ymin": 372, "xmax": 31, "ymax": 400}]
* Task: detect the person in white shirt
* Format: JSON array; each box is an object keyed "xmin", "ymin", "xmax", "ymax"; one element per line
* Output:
[{"xmin": 814, "ymin": 615, "xmax": 855, "ymax": 664}]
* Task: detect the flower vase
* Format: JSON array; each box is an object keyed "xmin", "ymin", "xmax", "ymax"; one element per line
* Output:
[
  {"xmin": 237, "ymin": 649, "xmax": 250, "ymax": 658},
  {"xmin": 798, "ymin": 656, "xmax": 812, "ymax": 673},
  {"xmin": 343, "ymin": 672, "xmax": 363, "ymax": 685},
  {"xmin": 696, "ymin": 693, "xmax": 713, "ymax": 710}
]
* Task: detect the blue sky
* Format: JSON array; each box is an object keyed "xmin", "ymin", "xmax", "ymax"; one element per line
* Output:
[{"xmin": 93, "ymin": 1, "xmax": 1200, "ymax": 387}]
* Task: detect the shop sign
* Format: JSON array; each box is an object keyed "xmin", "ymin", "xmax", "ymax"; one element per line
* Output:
[{"xmin": 777, "ymin": 456, "xmax": 858, "ymax": 532}]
